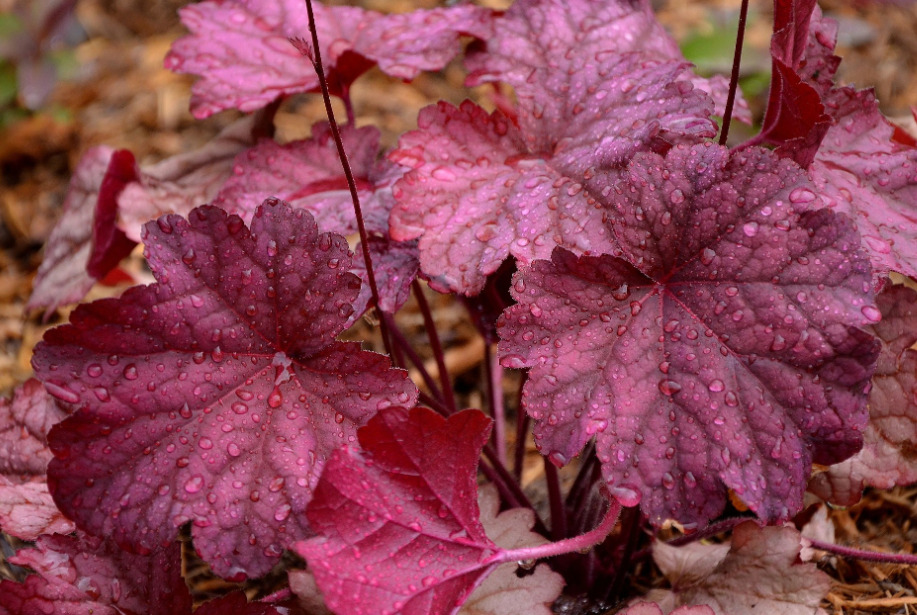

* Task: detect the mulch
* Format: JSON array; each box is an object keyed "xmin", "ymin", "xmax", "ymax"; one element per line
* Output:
[{"xmin": 1, "ymin": 0, "xmax": 916, "ymax": 613}]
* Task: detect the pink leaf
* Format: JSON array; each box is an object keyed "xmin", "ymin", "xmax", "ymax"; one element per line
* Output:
[
  {"xmin": 296, "ymin": 407, "xmax": 500, "ymax": 615},
  {"xmin": 213, "ymin": 123, "xmax": 394, "ymax": 235},
  {"xmin": 27, "ymin": 147, "xmax": 139, "ymax": 319},
  {"xmin": 0, "ymin": 379, "xmax": 66, "ymax": 477},
  {"xmin": 649, "ymin": 522, "xmax": 831, "ymax": 615},
  {"xmin": 809, "ymin": 88, "xmax": 917, "ymax": 279},
  {"xmin": 0, "ymin": 379, "xmax": 73, "ymax": 540},
  {"xmin": 118, "ymin": 113, "xmax": 263, "ymax": 242},
  {"xmin": 390, "ymin": 78, "xmax": 706, "ymax": 294},
  {"xmin": 165, "ymin": 0, "xmax": 494, "ymax": 118},
  {"xmin": 498, "ymin": 143, "xmax": 878, "ymax": 527},
  {"xmin": 0, "ymin": 534, "xmax": 191, "ymax": 615},
  {"xmin": 32, "ymin": 201, "xmax": 417, "ymax": 579},
  {"xmin": 213, "ymin": 121, "xmax": 418, "ymax": 317},
  {"xmin": 810, "ymin": 284, "xmax": 917, "ymax": 505},
  {"xmin": 465, "ymin": 0, "xmax": 746, "ymax": 123}
]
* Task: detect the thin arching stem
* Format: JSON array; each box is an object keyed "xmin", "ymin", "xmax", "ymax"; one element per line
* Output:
[
  {"xmin": 301, "ymin": 0, "xmax": 391, "ymax": 356},
  {"xmin": 719, "ymin": 0, "xmax": 750, "ymax": 146}
]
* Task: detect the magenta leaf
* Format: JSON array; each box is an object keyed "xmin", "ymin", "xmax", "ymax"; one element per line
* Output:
[
  {"xmin": 0, "ymin": 379, "xmax": 73, "ymax": 540},
  {"xmin": 32, "ymin": 200, "xmax": 417, "ymax": 579},
  {"xmin": 213, "ymin": 121, "xmax": 418, "ymax": 317},
  {"xmin": 809, "ymin": 87, "xmax": 917, "ymax": 280},
  {"xmin": 0, "ymin": 534, "xmax": 191, "ymax": 615},
  {"xmin": 465, "ymin": 0, "xmax": 747, "ymax": 123},
  {"xmin": 810, "ymin": 284, "xmax": 917, "ymax": 505},
  {"xmin": 296, "ymin": 406, "xmax": 500, "ymax": 615},
  {"xmin": 164, "ymin": 0, "xmax": 493, "ymax": 118},
  {"xmin": 27, "ymin": 146, "xmax": 139, "ymax": 318},
  {"xmin": 213, "ymin": 122, "xmax": 394, "ymax": 235},
  {"xmin": 498, "ymin": 143, "xmax": 879, "ymax": 527},
  {"xmin": 391, "ymin": 0, "xmax": 721, "ymax": 294}
]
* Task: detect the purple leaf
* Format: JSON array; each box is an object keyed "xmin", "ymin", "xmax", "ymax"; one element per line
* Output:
[
  {"xmin": 465, "ymin": 0, "xmax": 747, "ymax": 123},
  {"xmin": 498, "ymin": 143, "xmax": 878, "ymax": 527},
  {"xmin": 296, "ymin": 407, "xmax": 499, "ymax": 615},
  {"xmin": 27, "ymin": 147, "xmax": 139, "ymax": 319},
  {"xmin": 118, "ymin": 113, "xmax": 264, "ymax": 242},
  {"xmin": 809, "ymin": 87, "xmax": 917, "ymax": 280},
  {"xmin": 195, "ymin": 592, "xmax": 287, "ymax": 615},
  {"xmin": 0, "ymin": 534, "xmax": 191, "ymax": 615},
  {"xmin": 810, "ymin": 285, "xmax": 917, "ymax": 505},
  {"xmin": 213, "ymin": 122, "xmax": 394, "ymax": 235},
  {"xmin": 164, "ymin": 0, "xmax": 494, "ymax": 118},
  {"xmin": 213, "ymin": 121, "xmax": 417, "ymax": 317},
  {"xmin": 32, "ymin": 200, "xmax": 417, "ymax": 579}
]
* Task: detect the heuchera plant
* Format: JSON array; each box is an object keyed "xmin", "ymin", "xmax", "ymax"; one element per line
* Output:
[{"xmin": 4, "ymin": 0, "xmax": 917, "ymax": 613}]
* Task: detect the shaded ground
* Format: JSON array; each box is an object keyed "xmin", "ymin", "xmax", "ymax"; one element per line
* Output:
[{"xmin": 1, "ymin": 0, "xmax": 916, "ymax": 613}]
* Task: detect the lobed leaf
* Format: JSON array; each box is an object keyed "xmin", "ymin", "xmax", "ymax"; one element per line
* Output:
[
  {"xmin": 809, "ymin": 88, "xmax": 917, "ymax": 280},
  {"xmin": 0, "ymin": 379, "xmax": 73, "ymax": 540},
  {"xmin": 213, "ymin": 121, "xmax": 418, "ymax": 317},
  {"xmin": 32, "ymin": 201, "xmax": 417, "ymax": 579},
  {"xmin": 296, "ymin": 406, "xmax": 500, "ymax": 615},
  {"xmin": 647, "ymin": 522, "xmax": 831, "ymax": 615},
  {"xmin": 27, "ymin": 147, "xmax": 139, "ymax": 319},
  {"xmin": 0, "ymin": 534, "xmax": 191, "ymax": 615},
  {"xmin": 810, "ymin": 284, "xmax": 917, "ymax": 505},
  {"xmin": 498, "ymin": 143, "xmax": 878, "ymax": 527},
  {"xmin": 165, "ymin": 0, "xmax": 494, "ymax": 118},
  {"xmin": 464, "ymin": 0, "xmax": 747, "ymax": 123}
]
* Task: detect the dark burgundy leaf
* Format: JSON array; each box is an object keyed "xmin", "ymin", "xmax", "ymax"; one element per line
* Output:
[
  {"xmin": 86, "ymin": 149, "xmax": 141, "ymax": 280},
  {"xmin": 810, "ymin": 284, "xmax": 917, "ymax": 505},
  {"xmin": 0, "ymin": 534, "xmax": 191, "ymax": 615},
  {"xmin": 809, "ymin": 87, "xmax": 917, "ymax": 279},
  {"xmin": 33, "ymin": 201, "xmax": 417, "ymax": 579},
  {"xmin": 498, "ymin": 143, "xmax": 878, "ymax": 527},
  {"xmin": 296, "ymin": 407, "xmax": 500, "ymax": 615},
  {"xmin": 195, "ymin": 592, "xmax": 287, "ymax": 615},
  {"xmin": 165, "ymin": 0, "xmax": 493, "ymax": 118},
  {"xmin": 758, "ymin": 3, "xmax": 839, "ymax": 165}
]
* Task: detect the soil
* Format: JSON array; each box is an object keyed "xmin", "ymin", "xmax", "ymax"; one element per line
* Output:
[{"xmin": 1, "ymin": 0, "xmax": 916, "ymax": 613}]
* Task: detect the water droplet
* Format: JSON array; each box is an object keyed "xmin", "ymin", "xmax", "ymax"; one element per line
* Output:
[
  {"xmin": 610, "ymin": 485, "xmax": 641, "ymax": 507},
  {"xmin": 669, "ymin": 189, "xmax": 685, "ymax": 204},
  {"xmin": 184, "ymin": 475, "xmax": 204, "ymax": 494},
  {"xmin": 267, "ymin": 240, "xmax": 278, "ymax": 257},
  {"xmin": 724, "ymin": 392, "xmax": 738, "ymax": 407},
  {"xmin": 123, "ymin": 364, "xmax": 138, "ymax": 380},
  {"xmin": 700, "ymin": 248, "xmax": 715, "ymax": 265},
  {"xmin": 742, "ymin": 221, "xmax": 759, "ymax": 237},
  {"xmin": 87, "ymin": 364, "xmax": 103, "ymax": 378},
  {"xmin": 861, "ymin": 305, "xmax": 882, "ymax": 323},
  {"xmin": 274, "ymin": 504, "xmax": 292, "ymax": 522},
  {"xmin": 708, "ymin": 379, "xmax": 725, "ymax": 392},
  {"xmin": 232, "ymin": 402, "xmax": 249, "ymax": 414},
  {"xmin": 199, "ymin": 438, "xmax": 213, "ymax": 450},
  {"xmin": 661, "ymin": 472, "xmax": 675, "ymax": 489},
  {"xmin": 334, "ymin": 412, "xmax": 345, "ymax": 424},
  {"xmin": 658, "ymin": 379, "xmax": 681, "ymax": 395},
  {"xmin": 268, "ymin": 388, "xmax": 283, "ymax": 408},
  {"xmin": 227, "ymin": 443, "xmax": 241, "ymax": 457},
  {"xmin": 548, "ymin": 452, "xmax": 567, "ymax": 467}
]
